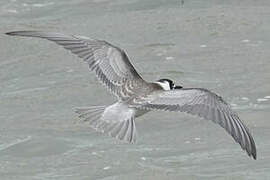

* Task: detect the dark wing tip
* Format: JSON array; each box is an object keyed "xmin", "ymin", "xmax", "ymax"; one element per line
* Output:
[
  {"xmin": 248, "ymin": 148, "xmax": 256, "ymax": 160},
  {"xmin": 5, "ymin": 31, "xmax": 41, "ymax": 37},
  {"xmin": 252, "ymin": 151, "xmax": 257, "ymax": 160},
  {"xmin": 244, "ymin": 124, "xmax": 257, "ymax": 160},
  {"xmin": 250, "ymin": 140, "xmax": 257, "ymax": 160},
  {"xmin": 5, "ymin": 31, "xmax": 27, "ymax": 36},
  {"xmin": 5, "ymin": 31, "xmax": 15, "ymax": 36}
]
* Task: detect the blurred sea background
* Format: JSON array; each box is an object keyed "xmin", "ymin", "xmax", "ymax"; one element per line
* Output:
[{"xmin": 1, "ymin": 0, "xmax": 270, "ymax": 179}]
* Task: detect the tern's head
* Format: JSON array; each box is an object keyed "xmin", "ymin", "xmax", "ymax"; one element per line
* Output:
[{"xmin": 156, "ymin": 79, "xmax": 182, "ymax": 90}]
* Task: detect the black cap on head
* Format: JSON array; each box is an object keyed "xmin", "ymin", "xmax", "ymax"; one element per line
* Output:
[
  {"xmin": 158, "ymin": 78, "xmax": 174, "ymax": 89},
  {"xmin": 157, "ymin": 79, "xmax": 183, "ymax": 89}
]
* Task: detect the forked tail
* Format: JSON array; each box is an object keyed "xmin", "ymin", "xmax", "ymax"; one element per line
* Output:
[{"xmin": 75, "ymin": 105, "xmax": 136, "ymax": 143}]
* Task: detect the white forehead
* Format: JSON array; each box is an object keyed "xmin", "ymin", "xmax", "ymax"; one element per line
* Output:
[{"xmin": 155, "ymin": 81, "xmax": 171, "ymax": 91}]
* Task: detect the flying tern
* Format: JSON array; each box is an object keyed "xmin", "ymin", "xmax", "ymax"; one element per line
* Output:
[{"xmin": 6, "ymin": 31, "xmax": 257, "ymax": 159}]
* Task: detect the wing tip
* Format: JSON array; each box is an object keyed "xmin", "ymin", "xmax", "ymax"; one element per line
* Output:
[
  {"xmin": 5, "ymin": 31, "xmax": 15, "ymax": 36},
  {"xmin": 247, "ymin": 150, "xmax": 257, "ymax": 160},
  {"xmin": 246, "ymin": 138, "xmax": 257, "ymax": 160},
  {"xmin": 246, "ymin": 127, "xmax": 257, "ymax": 160},
  {"xmin": 250, "ymin": 146, "xmax": 257, "ymax": 160},
  {"xmin": 5, "ymin": 30, "xmax": 45, "ymax": 37},
  {"xmin": 5, "ymin": 31, "xmax": 30, "ymax": 36},
  {"xmin": 252, "ymin": 152, "xmax": 257, "ymax": 160}
]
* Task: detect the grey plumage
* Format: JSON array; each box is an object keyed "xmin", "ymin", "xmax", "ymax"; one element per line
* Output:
[
  {"xmin": 133, "ymin": 88, "xmax": 256, "ymax": 159},
  {"xmin": 75, "ymin": 105, "xmax": 137, "ymax": 143},
  {"xmin": 6, "ymin": 31, "xmax": 257, "ymax": 159},
  {"xmin": 6, "ymin": 31, "xmax": 148, "ymax": 101}
]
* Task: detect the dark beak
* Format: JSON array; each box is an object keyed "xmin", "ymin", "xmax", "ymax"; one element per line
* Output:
[{"xmin": 174, "ymin": 85, "xmax": 183, "ymax": 89}]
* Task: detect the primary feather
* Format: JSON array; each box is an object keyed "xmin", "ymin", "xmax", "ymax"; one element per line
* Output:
[
  {"xmin": 5, "ymin": 31, "xmax": 149, "ymax": 100},
  {"xmin": 134, "ymin": 88, "xmax": 256, "ymax": 159}
]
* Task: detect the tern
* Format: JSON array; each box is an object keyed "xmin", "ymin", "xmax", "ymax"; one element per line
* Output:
[{"xmin": 6, "ymin": 31, "xmax": 256, "ymax": 159}]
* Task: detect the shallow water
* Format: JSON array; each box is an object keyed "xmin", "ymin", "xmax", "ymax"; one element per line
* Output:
[{"xmin": 1, "ymin": 0, "xmax": 270, "ymax": 179}]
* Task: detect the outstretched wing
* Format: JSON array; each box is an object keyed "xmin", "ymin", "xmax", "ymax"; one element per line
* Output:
[
  {"xmin": 6, "ymin": 31, "xmax": 148, "ymax": 100},
  {"xmin": 135, "ymin": 88, "xmax": 257, "ymax": 159}
]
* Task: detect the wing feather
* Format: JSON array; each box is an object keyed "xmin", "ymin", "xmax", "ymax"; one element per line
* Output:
[
  {"xmin": 6, "ymin": 31, "xmax": 149, "ymax": 100},
  {"xmin": 135, "ymin": 88, "xmax": 256, "ymax": 159}
]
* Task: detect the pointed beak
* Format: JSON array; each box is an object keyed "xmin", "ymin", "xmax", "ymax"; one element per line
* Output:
[{"xmin": 174, "ymin": 85, "xmax": 183, "ymax": 89}]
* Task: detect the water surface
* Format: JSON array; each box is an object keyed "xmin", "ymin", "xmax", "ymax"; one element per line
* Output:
[{"xmin": 1, "ymin": 0, "xmax": 270, "ymax": 179}]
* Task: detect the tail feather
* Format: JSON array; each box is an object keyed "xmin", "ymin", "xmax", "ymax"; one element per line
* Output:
[{"xmin": 75, "ymin": 105, "xmax": 137, "ymax": 143}]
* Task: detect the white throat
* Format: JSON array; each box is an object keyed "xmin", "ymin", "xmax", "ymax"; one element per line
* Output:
[{"xmin": 155, "ymin": 81, "xmax": 171, "ymax": 91}]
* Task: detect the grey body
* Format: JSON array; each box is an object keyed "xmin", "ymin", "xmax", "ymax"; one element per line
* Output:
[{"xmin": 6, "ymin": 31, "xmax": 257, "ymax": 159}]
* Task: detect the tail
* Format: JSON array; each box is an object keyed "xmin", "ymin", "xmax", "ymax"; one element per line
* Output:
[{"xmin": 75, "ymin": 105, "xmax": 137, "ymax": 143}]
